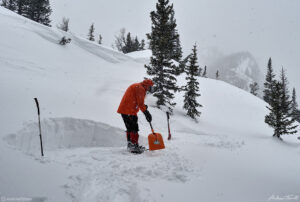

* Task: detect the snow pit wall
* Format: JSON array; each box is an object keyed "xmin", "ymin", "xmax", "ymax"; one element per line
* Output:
[{"xmin": 3, "ymin": 117, "xmax": 126, "ymax": 154}]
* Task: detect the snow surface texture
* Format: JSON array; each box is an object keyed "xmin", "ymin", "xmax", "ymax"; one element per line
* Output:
[{"xmin": 1, "ymin": 7, "xmax": 300, "ymax": 202}]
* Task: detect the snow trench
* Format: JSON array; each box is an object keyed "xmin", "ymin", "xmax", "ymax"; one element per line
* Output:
[{"xmin": 3, "ymin": 117, "xmax": 126, "ymax": 154}]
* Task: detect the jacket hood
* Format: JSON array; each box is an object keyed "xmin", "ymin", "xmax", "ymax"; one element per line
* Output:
[{"xmin": 141, "ymin": 79, "xmax": 154, "ymax": 88}]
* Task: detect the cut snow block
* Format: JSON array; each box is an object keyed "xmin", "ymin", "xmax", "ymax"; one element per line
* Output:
[{"xmin": 148, "ymin": 132, "xmax": 165, "ymax": 151}]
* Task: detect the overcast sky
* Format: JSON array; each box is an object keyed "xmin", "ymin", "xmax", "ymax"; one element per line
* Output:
[{"xmin": 50, "ymin": 0, "xmax": 300, "ymax": 92}]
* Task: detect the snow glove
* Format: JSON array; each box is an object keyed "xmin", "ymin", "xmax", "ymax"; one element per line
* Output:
[{"xmin": 143, "ymin": 105, "xmax": 152, "ymax": 122}]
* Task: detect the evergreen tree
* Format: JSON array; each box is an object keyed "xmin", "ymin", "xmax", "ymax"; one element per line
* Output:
[
  {"xmin": 183, "ymin": 44, "xmax": 202, "ymax": 120},
  {"xmin": 250, "ymin": 82, "xmax": 259, "ymax": 96},
  {"xmin": 1, "ymin": 0, "xmax": 51, "ymax": 25},
  {"xmin": 114, "ymin": 29, "xmax": 145, "ymax": 53},
  {"xmin": 291, "ymin": 88, "xmax": 300, "ymax": 123},
  {"xmin": 216, "ymin": 70, "xmax": 219, "ymax": 79},
  {"xmin": 16, "ymin": 0, "xmax": 27, "ymax": 15},
  {"xmin": 279, "ymin": 68, "xmax": 298, "ymax": 133},
  {"xmin": 198, "ymin": 66, "xmax": 203, "ymax": 76},
  {"xmin": 114, "ymin": 28, "xmax": 126, "ymax": 52},
  {"xmin": 280, "ymin": 68, "xmax": 292, "ymax": 115},
  {"xmin": 265, "ymin": 73, "xmax": 298, "ymax": 139},
  {"xmin": 1, "ymin": 0, "xmax": 8, "ymax": 7},
  {"xmin": 139, "ymin": 39, "xmax": 146, "ymax": 50},
  {"xmin": 57, "ymin": 17, "xmax": 69, "ymax": 32},
  {"xmin": 145, "ymin": 0, "xmax": 182, "ymax": 113},
  {"xmin": 169, "ymin": 9, "xmax": 182, "ymax": 61},
  {"xmin": 263, "ymin": 58, "xmax": 275, "ymax": 104},
  {"xmin": 88, "ymin": 24, "xmax": 95, "ymax": 41},
  {"xmin": 133, "ymin": 37, "xmax": 140, "ymax": 52},
  {"xmin": 6, "ymin": 0, "xmax": 16, "ymax": 11},
  {"xmin": 123, "ymin": 32, "xmax": 134, "ymax": 53},
  {"xmin": 176, "ymin": 54, "xmax": 191, "ymax": 76},
  {"xmin": 98, "ymin": 34, "xmax": 103, "ymax": 45},
  {"xmin": 265, "ymin": 81, "xmax": 284, "ymax": 138},
  {"xmin": 59, "ymin": 36, "xmax": 71, "ymax": 45},
  {"xmin": 25, "ymin": 0, "xmax": 52, "ymax": 26},
  {"xmin": 202, "ymin": 66, "xmax": 207, "ymax": 78},
  {"xmin": 291, "ymin": 88, "xmax": 298, "ymax": 113}
]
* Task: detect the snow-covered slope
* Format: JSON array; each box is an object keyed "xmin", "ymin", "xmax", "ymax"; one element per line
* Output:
[
  {"xmin": 126, "ymin": 49, "xmax": 152, "ymax": 63},
  {"xmin": 49, "ymin": 0, "xmax": 300, "ymax": 99},
  {"xmin": 1, "ymin": 7, "xmax": 300, "ymax": 202}
]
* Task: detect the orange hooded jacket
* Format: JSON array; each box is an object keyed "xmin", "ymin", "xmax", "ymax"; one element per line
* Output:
[{"xmin": 117, "ymin": 79, "xmax": 154, "ymax": 115}]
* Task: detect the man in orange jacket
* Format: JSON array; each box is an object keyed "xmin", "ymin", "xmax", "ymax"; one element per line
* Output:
[{"xmin": 117, "ymin": 79, "xmax": 154, "ymax": 153}]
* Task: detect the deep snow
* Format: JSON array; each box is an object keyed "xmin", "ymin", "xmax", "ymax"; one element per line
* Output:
[{"xmin": 0, "ymin": 6, "xmax": 300, "ymax": 202}]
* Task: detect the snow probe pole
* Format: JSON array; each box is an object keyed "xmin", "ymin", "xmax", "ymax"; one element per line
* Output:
[
  {"xmin": 166, "ymin": 112, "xmax": 171, "ymax": 140},
  {"xmin": 34, "ymin": 98, "xmax": 44, "ymax": 157}
]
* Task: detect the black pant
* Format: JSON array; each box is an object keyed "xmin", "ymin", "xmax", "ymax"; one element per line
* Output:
[{"xmin": 121, "ymin": 114, "xmax": 139, "ymax": 132}]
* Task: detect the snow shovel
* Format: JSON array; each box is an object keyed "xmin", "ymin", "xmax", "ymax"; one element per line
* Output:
[{"xmin": 148, "ymin": 122, "xmax": 165, "ymax": 151}]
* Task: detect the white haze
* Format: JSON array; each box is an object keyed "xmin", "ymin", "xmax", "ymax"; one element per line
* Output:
[{"xmin": 50, "ymin": 0, "xmax": 300, "ymax": 96}]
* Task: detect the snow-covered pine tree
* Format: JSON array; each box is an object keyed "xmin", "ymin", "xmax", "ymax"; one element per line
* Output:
[
  {"xmin": 183, "ymin": 44, "xmax": 202, "ymax": 120},
  {"xmin": 250, "ymin": 82, "xmax": 259, "ymax": 96},
  {"xmin": 291, "ymin": 88, "xmax": 300, "ymax": 123},
  {"xmin": 1, "ymin": 0, "xmax": 25, "ymax": 15},
  {"xmin": 202, "ymin": 66, "xmax": 207, "ymax": 78},
  {"xmin": 280, "ymin": 68, "xmax": 290, "ymax": 114},
  {"xmin": 133, "ymin": 37, "xmax": 140, "ymax": 51},
  {"xmin": 265, "ymin": 73, "xmax": 298, "ymax": 139},
  {"xmin": 263, "ymin": 58, "xmax": 275, "ymax": 104},
  {"xmin": 114, "ymin": 29, "xmax": 145, "ymax": 53},
  {"xmin": 216, "ymin": 70, "xmax": 219, "ymax": 79},
  {"xmin": 6, "ymin": 0, "xmax": 16, "ymax": 11},
  {"xmin": 114, "ymin": 28, "xmax": 126, "ymax": 52},
  {"xmin": 98, "ymin": 34, "xmax": 102, "ymax": 45},
  {"xmin": 145, "ymin": 0, "xmax": 182, "ymax": 113},
  {"xmin": 198, "ymin": 66, "xmax": 203, "ymax": 76},
  {"xmin": 25, "ymin": 0, "xmax": 52, "ymax": 26},
  {"xmin": 1, "ymin": 0, "xmax": 8, "ymax": 7},
  {"xmin": 59, "ymin": 36, "xmax": 71, "ymax": 45},
  {"xmin": 16, "ymin": 0, "xmax": 27, "ymax": 15},
  {"xmin": 176, "ymin": 54, "xmax": 191, "ymax": 76},
  {"xmin": 57, "ymin": 17, "xmax": 69, "ymax": 32},
  {"xmin": 279, "ymin": 68, "xmax": 298, "ymax": 135},
  {"xmin": 123, "ymin": 32, "xmax": 134, "ymax": 53},
  {"xmin": 265, "ymin": 80, "xmax": 284, "ymax": 138},
  {"xmin": 88, "ymin": 24, "xmax": 95, "ymax": 41},
  {"xmin": 170, "ymin": 10, "xmax": 182, "ymax": 61},
  {"xmin": 139, "ymin": 39, "xmax": 146, "ymax": 50}
]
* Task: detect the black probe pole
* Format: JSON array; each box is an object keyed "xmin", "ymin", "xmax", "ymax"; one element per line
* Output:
[
  {"xmin": 34, "ymin": 98, "xmax": 44, "ymax": 157},
  {"xmin": 167, "ymin": 112, "xmax": 171, "ymax": 140}
]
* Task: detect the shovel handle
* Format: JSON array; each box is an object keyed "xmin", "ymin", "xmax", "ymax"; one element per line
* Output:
[{"xmin": 149, "ymin": 122, "xmax": 155, "ymax": 134}]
